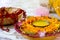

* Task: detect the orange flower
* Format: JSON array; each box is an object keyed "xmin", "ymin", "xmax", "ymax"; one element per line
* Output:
[{"xmin": 20, "ymin": 16, "xmax": 60, "ymax": 34}]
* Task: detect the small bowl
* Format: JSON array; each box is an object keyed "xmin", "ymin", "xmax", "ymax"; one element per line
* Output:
[{"xmin": 0, "ymin": 7, "xmax": 26, "ymax": 25}]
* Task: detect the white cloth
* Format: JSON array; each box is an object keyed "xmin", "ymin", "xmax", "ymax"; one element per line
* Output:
[{"xmin": 0, "ymin": 28, "xmax": 28, "ymax": 40}]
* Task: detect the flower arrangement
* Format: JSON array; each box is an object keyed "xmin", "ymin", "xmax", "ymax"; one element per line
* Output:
[{"xmin": 15, "ymin": 16, "xmax": 60, "ymax": 39}]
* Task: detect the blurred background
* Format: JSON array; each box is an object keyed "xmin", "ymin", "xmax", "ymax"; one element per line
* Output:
[{"xmin": 0, "ymin": 0, "xmax": 48, "ymax": 16}]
